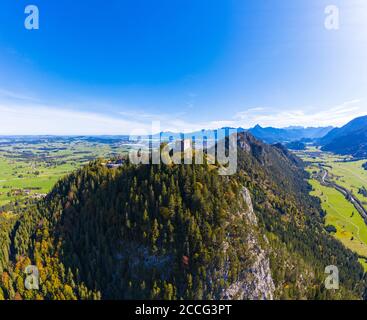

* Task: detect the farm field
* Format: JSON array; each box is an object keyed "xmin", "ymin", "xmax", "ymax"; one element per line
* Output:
[
  {"xmin": 0, "ymin": 137, "xmax": 131, "ymax": 208},
  {"xmin": 329, "ymin": 160, "xmax": 367, "ymax": 207},
  {"xmin": 298, "ymin": 148, "xmax": 367, "ymax": 270},
  {"xmin": 296, "ymin": 148, "xmax": 367, "ymax": 209},
  {"xmin": 309, "ymin": 180, "xmax": 367, "ymax": 259}
]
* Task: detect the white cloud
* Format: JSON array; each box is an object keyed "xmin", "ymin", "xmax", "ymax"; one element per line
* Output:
[
  {"xmin": 0, "ymin": 102, "xmax": 223, "ymax": 135},
  {"xmin": 233, "ymin": 99, "xmax": 366, "ymax": 128},
  {"xmin": 0, "ymin": 98, "xmax": 365, "ymax": 135},
  {"xmin": 0, "ymin": 104, "xmax": 151, "ymax": 135}
]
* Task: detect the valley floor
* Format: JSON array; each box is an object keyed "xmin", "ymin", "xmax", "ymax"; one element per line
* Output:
[
  {"xmin": 296, "ymin": 148, "xmax": 367, "ymax": 271},
  {"xmin": 0, "ymin": 138, "xmax": 130, "ymax": 208}
]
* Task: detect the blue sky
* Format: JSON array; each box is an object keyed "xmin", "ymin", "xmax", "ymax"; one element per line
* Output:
[{"xmin": 0, "ymin": 0, "xmax": 366, "ymax": 134}]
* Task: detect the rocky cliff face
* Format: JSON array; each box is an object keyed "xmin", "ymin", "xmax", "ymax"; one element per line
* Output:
[{"xmin": 221, "ymin": 188, "xmax": 275, "ymax": 300}]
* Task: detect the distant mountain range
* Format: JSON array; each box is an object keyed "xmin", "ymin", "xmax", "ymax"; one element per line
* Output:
[
  {"xmin": 152, "ymin": 115, "xmax": 367, "ymax": 158},
  {"xmin": 247, "ymin": 125, "xmax": 333, "ymax": 144},
  {"xmin": 320, "ymin": 115, "xmax": 367, "ymax": 157},
  {"xmin": 2, "ymin": 115, "xmax": 366, "ymax": 157},
  {"xmin": 155, "ymin": 125, "xmax": 334, "ymax": 145},
  {"xmin": 155, "ymin": 116, "xmax": 367, "ymax": 157}
]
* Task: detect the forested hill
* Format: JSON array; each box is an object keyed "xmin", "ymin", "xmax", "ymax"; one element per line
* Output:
[{"xmin": 0, "ymin": 133, "xmax": 365, "ymax": 300}]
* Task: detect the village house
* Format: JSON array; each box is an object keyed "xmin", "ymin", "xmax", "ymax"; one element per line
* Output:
[{"xmin": 105, "ymin": 158, "xmax": 125, "ymax": 169}]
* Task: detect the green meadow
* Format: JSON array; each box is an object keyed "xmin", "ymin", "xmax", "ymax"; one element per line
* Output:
[
  {"xmin": 309, "ymin": 179, "xmax": 367, "ymax": 260},
  {"xmin": 0, "ymin": 157, "xmax": 76, "ymax": 206},
  {"xmin": 299, "ymin": 148, "xmax": 367, "ymax": 271},
  {"xmin": 328, "ymin": 160, "xmax": 367, "ymax": 207},
  {"xmin": 0, "ymin": 139, "xmax": 129, "ymax": 207},
  {"xmin": 297, "ymin": 148, "xmax": 367, "ymax": 210}
]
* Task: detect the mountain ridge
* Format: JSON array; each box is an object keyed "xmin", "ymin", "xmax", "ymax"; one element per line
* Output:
[
  {"xmin": 321, "ymin": 115, "xmax": 367, "ymax": 156},
  {"xmin": 154, "ymin": 125, "xmax": 333, "ymax": 145}
]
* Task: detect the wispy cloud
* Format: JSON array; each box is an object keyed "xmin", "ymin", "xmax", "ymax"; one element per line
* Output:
[
  {"xmin": 0, "ymin": 103, "xmax": 234, "ymax": 135},
  {"xmin": 233, "ymin": 99, "xmax": 366, "ymax": 128},
  {"xmin": 0, "ymin": 104, "xmax": 151, "ymax": 135},
  {"xmin": 0, "ymin": 92, "xmax": 365, "ymax": 135},
  {"xmin": 0, "ymin": 88, "xmax": 40, "ymax": 103}
]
